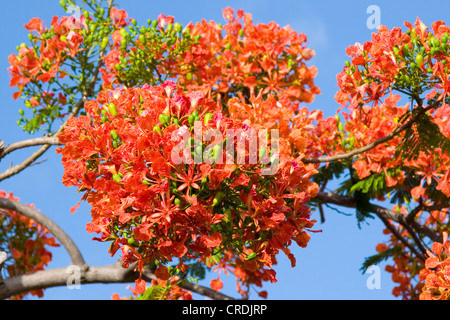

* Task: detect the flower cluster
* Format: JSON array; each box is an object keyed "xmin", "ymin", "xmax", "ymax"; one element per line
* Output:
[
  {"xmin": 332, "ymin": 18, "xmax": 450, "ymax": 299},
  {"xmin": 112, "ymin": 276, "xmax": 193, "ymax": 300},
  {"xmin": 8, "ymin": 16, "xmax": 85, "ymax": 90},
  {"xmin": 57, "ymin": 81, "xmax": 319, "ymax": 297},
  {"xmin": 7, "ymin": 13, "xmax": 88, "ymax": 133},
  {"xmin": 101, "ymin": 7, "xmax": 321, "ymax": 107},
  {"xmin": 419, "ymin": 233, "xmax": 450, "ymax": 300},
  {"xmin": 176, "ymin": 7, "xmax": 321, "ymax": 105},
  {"xmin": 0, "ymin": 191, "xmax": 59, "ymax": 300},
  {"xmin": 334, "ymin": 18, "xmax": 450, "ymax": 193},
  {"xmin": 375, "ymin": 219, "xmax": 425, "ymax": 300}
]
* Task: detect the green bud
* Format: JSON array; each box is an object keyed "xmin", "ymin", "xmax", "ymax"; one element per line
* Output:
[
  {"xmin": 415, "ymin": 54, "xmax": 424, "ymax": 67},
  {"xmin": 120, "ymin": 28, "xmax": 128, "ymax": 37},
  {"xmin": 259, "ymin": 147, "xmax": 267, "ymax": 160},
  {"xmin": 159, "ymin": 114, "xmax": 170, "ymax": 126},
  {"xmin": 432, "ymin": 37, "xmax": 440, "ymax": 47},
  {"xmin": 19, "ymin": 109, "xmax": 24, "ymax": 116},
  {"xmin": 110, "ymin": 129, "xmax": 119, "ymax": 140},
  {"xmin": 186, "ymin": 72, "xmax": 193, "ymax": 81},
  {"xmin": 100, "ymin": 37, "xmax": 109, "ymax": 50},
  {"xmin": 152, "ymin": 20, "xmax": 158, "ymax": 29},
  {"xmin": 245, "ymin": 252, "xmax": 257, "ymax": 261},
  {"xmin": 153, "ymin": 125, "xmax": 162, "ymax": 135},
  {"xmin": 188, "ymin": 114, "xmax": 195, "ymax": 126},
  {"xmin": 204, "ymin": 112, "xmax": 213, "ymax": 125},
  {"xmin": 402, "ymin": 44, "xmax": 410, "ymax": 56},
  {"xmin": 108, "ymin": 103, "xmax": 118, "ymax": 116},
  {"xmin": 392, "ymin": 46, "xmax": 399, "ymax": 55},
  {"xmin": 195, "ymin": 145, "xmax": 203, "ymax": 157},
  {"xmin": 127, "ymin": 237, "xmax": 138, "ymax": 247},
  {"xmin": 213, "ymin": 191, "xmax": 225, "ymax": 206},
  {"xmin": 139, "ymin": 34, "xmax": 146, "ymax": 44},
  {"xmin": 212, "ymin": 144, "xmax": 222, "ymax": 161},
  {"xmin": 404, "ymin": 75, "xmax": 411, "ymax": 85},
  {"xmin": 166, "ymin": 23, "xmax": 173, "ymax": 33},
  {"xmin": 174, "ymin": 22, "xmax": 182, "ymax": 33}
]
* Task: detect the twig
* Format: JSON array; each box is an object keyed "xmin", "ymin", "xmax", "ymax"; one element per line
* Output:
[
  {"xmin": 0, "ymin": 53, "xmax": 104, "ymax": 182},
  {"xmin": 0, "ymin": 144, "xmax": 53, "ymax": 182},
  {"xmin": 179, "ymin": 281, "xmax": 236, "ymax": 300},
  {"xmin": 315, "ymin": 191, "xmax": 442, "ymax": 244},
  {"xmin": 376, "ymin": 212, "xmax": 426, "ymax": 261},
  {"xmin": 302, "ymin": 102, "xmax": 438, "ymax": 164},
  {"xmin": 0, "ymin": 137, "xmax": 61, "ymax": 161}
]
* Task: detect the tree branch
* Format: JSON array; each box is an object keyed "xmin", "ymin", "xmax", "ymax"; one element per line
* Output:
[
  {"xmin": 0, "ymin": 262, "xmax": 236, "ymax": 300},
  {"xmin": 302, "ymin": 102, "xmax": 437, "ymax": 164},
  {"xmin": 0, "ymin": 52, "xmax": 104, "ymax": 182},
  {"xmin": 0, "ymin": 198, "xmax": 85, "ymax": 267},
  {"xmin": 0, "ymin": 137, "xmax": 61, "ymax": 161},
  {"xmin": 315, "ymin": 191, "xmax": 442, "ymax": 244},
  {"xmin": 0, "ymin": 263, "xmax": 134, "ymax": 300},
  {"xmin": 179, "ymin": 282, "xmax": 236, "ymax": 300}
]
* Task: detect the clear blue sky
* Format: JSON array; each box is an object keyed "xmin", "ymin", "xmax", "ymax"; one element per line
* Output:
[{"xmin": 1, "ymin": 0, "xmax": 449, "ymax": 300}]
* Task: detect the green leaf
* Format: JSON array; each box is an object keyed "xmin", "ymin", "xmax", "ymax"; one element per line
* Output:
[
  {"xmin": 137, "ymin": 284, "xmax": 165, "ymax": 300},
  {"xmin": 360, "ymin": 246, "xmax": 402, "ymax": 274}
]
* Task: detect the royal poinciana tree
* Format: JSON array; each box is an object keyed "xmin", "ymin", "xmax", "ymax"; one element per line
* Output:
[{"xmin": 1, "ymin": 0, "xmax": 449, "ymax": 300}]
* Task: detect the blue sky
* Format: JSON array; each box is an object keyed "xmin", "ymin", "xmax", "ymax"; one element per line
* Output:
[{"xmin": 1, "ymin": 0, "xmax": 450, "ymax": 300}]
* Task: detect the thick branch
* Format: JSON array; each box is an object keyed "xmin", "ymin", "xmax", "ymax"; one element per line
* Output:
[
  {"xmin": 0, "ymin": 262, "xmax": 235, "ymax": 300},
  {"xmin": 0, "ymin": 198, "xmax": 85, "ymax": 266},
  {"xmin": 0, "ymin": 263, "xmax": 134, "ymax": 300},
  {"xmin": 302, "ymin": 103, "xmax": 437, "ymax": 164}
]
